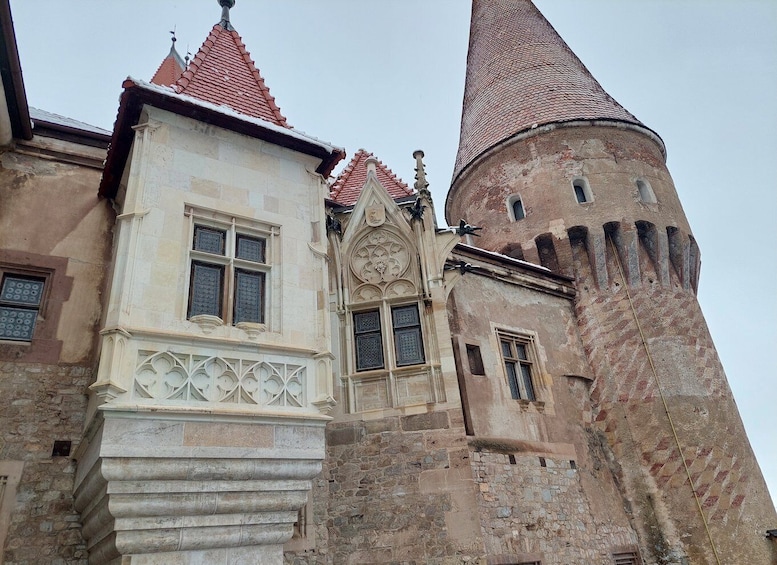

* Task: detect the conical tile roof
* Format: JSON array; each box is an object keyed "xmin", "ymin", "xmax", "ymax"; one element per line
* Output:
[
  {"xmin": 150, "ymin": 42, "xmax": 186, "ymax": 87},
  {"xmin": 173, "ymin": 22, "xmax": 288, "ymax": 127},
  {"xmin": 330, "ymin": 149, "xmax": 414, "ymax": 206},
  {"xmin": 453, "ymin": 0, "xmax": 645, "ymax": 182}
]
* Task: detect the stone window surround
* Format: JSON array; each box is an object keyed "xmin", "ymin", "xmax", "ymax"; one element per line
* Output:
[
  {"xmin": 572, "ymin": 176, "xmax": 594, "ymax": 204},
  {"xmin": 0, "ymin": 250, "xmax": 72, "ymax": 363},
  {"xmin": 351, "ymin": 301, "xmax": 426, "ymax": 373},
  {"xmin": 506, "ymin": 193, "xmax": 526, "ymax": 221},
  {"xmin": 494, "ymin": 328, "xmax": 546, "ymax": 407},
  {"xmin": 636, "ymin": 178, "xmax": 657, "ymax": 204},
  {"xmin": 184, "ymin": 205, "xmax": 279, "ymax": 333}
]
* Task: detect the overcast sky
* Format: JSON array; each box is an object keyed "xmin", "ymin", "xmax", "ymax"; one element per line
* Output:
[{"xmin": 9, "ymin": 1, "xmax": 776, "ymax": 507}]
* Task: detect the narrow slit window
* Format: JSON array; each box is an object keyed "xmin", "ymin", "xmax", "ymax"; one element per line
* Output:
[
  {"xmin": 512, "ymin": 197, "xmax": 525, "ymax": 220},
  {"xmin": 637, "ymin": 180, "xmax": 656, "ymax": 203},
  {"xmin": 573, "ymin": 180, "xmax": 590, "ymax": 203},
  {"xmin": 466, "ymin": 344, "xmax": 485, "ymax": 375}
]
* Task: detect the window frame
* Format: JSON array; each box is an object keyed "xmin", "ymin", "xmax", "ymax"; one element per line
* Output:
[
  {"xmin": 185, "ymin": 209, "xmax": 275, "ymax": 329},
  {"xmin": 352, "ymin": 302, "xmax": 426, "ymax": 373},
  {"xmin": 497, "ymin": 331, "xmax": 539, "ymax": 401},
  {"xmin": 0, "ymin": 269, "xmax": 49, "ymax": 343}
]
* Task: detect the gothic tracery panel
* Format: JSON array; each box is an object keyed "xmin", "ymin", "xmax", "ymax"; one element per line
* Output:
[{"xmin": 350, "ymin": 229, "xmax": 411, "ymax": 285}]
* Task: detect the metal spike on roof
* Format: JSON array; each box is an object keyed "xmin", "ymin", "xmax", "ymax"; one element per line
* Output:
[{"xmin": 219, "ymin": 0, "xmax": 235, "ymax": 31}]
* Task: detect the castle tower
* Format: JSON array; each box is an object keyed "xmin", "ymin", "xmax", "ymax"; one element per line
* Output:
[{"xmin": 446, "ymin": 2, "xmax": 776, "ymax": 563}]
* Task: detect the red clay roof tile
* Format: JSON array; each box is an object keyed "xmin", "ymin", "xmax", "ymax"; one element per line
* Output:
[
  {"xmin": 330, "ymin": 149, "xmax": 414, "ymax": 206},
  {"xmin": 150, "ymin": 44, "xmax": 186, "ymax": 86},
  {"xmin": 453, "ymin": 0, "xmax": 644, "ymax": 181},
  {"xmin": 174, "ymin": 23, "xmax": 288, "ymax": 127}
]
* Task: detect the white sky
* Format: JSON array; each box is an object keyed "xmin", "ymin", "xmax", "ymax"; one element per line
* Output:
[{"xmin": 9, "ymin": 1, "xmax": 776, "ymax": 508}]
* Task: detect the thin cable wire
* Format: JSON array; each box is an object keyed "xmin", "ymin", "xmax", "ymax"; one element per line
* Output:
[{"xmin": 606, "ymin": 235, "xmax": 722, "ymax": 565}]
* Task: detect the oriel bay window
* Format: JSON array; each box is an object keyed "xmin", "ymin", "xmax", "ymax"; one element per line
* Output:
[
  {"xmin": 354, "ymin": 304, "xmax": 425, "ymax": 372},
  {"xmin": 188, "ymin": 224, "xmax": 267, "ymax": 325}
]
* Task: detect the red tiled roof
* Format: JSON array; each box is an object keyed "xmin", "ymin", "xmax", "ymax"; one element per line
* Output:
[
  {"xmin": 174, "ymin": 23, "xmax": 288, "ymax": 127},
  {"xmin": 150, "ymin": 44, "xmax": 186, "ymax": 86},
  {"xmin": 330, "ymin": 149, "xmax": 414, "ymax": 206},
  {"xmin": 453, "ymin": 0, "xmax": 645, "ymax": 182}
]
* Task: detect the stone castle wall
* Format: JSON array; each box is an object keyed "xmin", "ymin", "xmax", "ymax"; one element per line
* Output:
[
  {"xmin": 284, "ymin": 410, "xmax": 483, "ymax": 564},
  {"xmin": 0, "ymin": 363, "xmax": 92, "ymax": 565}
]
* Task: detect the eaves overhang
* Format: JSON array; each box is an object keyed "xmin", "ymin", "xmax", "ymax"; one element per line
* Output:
[
  {"xmin": 0, "ymin": 0, "xmax": 32, "ymax": 141},
  {"xmin": 99, "ymin": 78, "xmax": 345, "ymax": 199}
]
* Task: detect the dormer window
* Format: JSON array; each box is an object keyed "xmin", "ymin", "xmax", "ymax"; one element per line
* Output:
[{"xmin": 572, "ymin": 178, "xmax": 592, "ymax": 204}]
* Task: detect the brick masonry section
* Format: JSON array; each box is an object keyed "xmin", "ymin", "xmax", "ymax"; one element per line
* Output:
[{"xmin": 1, "ymin": 362, "xmax": 91, "ymax": 565}]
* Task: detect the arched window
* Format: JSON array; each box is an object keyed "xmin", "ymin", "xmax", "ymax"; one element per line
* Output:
[
  {"xmin": 637, "ymin": 179, "xmax": 657, "ymax": 203},
  {"xmin": 572, "ymin": 178, "xmax": 592, "ymax": 203},
  {"xmin": 511, "ymin": 196, "xmax": 525, "ymax": 220}
]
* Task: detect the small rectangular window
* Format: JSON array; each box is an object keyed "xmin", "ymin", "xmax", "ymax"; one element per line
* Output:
[
  {"xmin": 354, "ymin": 310, "xmax": 384, "ymax": 371},
  {"xmin": 392, "ymin": 305, "xmax": 424, "ymax": 366},
  {"xmin": 0, "ymin": 274, "xmax": 46, "ymax": 342},
  {"xmin": 466, "ymin": 344, "xmax": 485, "ymax": 375},
  {"xmin": 498, "ymin": 332, "xmax": 537, "ymax": 401}
]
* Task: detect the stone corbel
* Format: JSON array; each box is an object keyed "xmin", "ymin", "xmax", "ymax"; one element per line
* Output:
[{"xmin": 312, "ymin": 394, "xmax": 337, "ymax": 415}]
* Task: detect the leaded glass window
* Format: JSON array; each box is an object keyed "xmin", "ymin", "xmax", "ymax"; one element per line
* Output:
[
  {"xmin": 188, "ymin": 223, "xmax": 268, "ymax": 325},
  {"xmin": 189, "ymin": 262, "xmax": 224, "ymax": 318},
  {"xmin": 499, "ymin": 333, "xmax": 537, "ymax": 401},
  {"xmin": 234, "ymin": 269, "xmax": 264, "ymax": 324},
  {"xmin": 0, "ymin": 275, "xmax": 45, "ymax": 342},
  {"xmin": 392, "ymin": 305, "xmax": 424, "ymax": 366},
  {"xmin": 354, "ymin": 310, "xmax": 384, "ymax": 371}
]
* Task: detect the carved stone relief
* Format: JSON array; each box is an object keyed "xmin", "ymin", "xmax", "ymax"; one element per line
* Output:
[
  {"xmin": 350, "ymin": 229, "xmax": 411, "ymax": 285},
  {"xmin": 133, "ymin": 350, "xmax": 305, "ymax": 407}
]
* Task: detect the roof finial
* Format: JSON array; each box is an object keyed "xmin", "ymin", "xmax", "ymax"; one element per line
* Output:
[
  {"xmin": 219, "ymin": 0, "xmax": 235, "ymax": 30},
  {"xmin": 413, "ymin": 150, "xmax": 430, "ymax": 195},
  {"xmin": 169, "ymin": 27, "xmax": 177, "ymax": 46}
]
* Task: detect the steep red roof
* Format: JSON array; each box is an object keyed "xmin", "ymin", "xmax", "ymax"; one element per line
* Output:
[
  {"xmin": 453, "ymin": 0, "xmax": 646, "ymax": 182},
  {"xmin": 330, "ymin": 149, "xmax": 414, "ymax": 206},
  {"xmin": 150, "ymin": 43, "xmax": 186, "ymax": 86},
  {"xmin": 173, "ymin": 23, "xmax": 288, "ymax": 127}
]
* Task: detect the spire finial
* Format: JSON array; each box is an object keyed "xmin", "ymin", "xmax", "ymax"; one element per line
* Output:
[
  {"xmin": 219, "ymin": 0, "xmax": 236, "ymax": 30},
  {"xmin": 169, "ymin": 27, "xmax": 177, "ymax": 47},
  {"xmin": 413, "ymin": 150, "xmax": 430, "ymax": 194}
]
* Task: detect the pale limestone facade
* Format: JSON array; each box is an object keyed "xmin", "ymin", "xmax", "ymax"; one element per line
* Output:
[{"xmin": 73, "ymin": 107, "xmax": 338, "ymax": 564}]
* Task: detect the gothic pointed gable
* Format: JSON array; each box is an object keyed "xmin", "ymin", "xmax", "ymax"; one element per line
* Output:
[
  {"xmin": 330, "ymin": 149, "xmax": 414, "ymax": 206},
  {"xmin": 453, "ymin": 0, "xmax": 648, "ymax": 182},
  {"xmin": 150, "ymin": 42, "xmax": 186, "ymax": 86},
  {"xmin": 173, "ymin": 23, "xmax": 288, "ymax": 126}
]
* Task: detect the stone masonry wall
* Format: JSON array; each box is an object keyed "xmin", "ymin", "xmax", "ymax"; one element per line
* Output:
[
  {"xmin": 1, "ymin": 362, "xmax": 91, "ymax": 565},
  {"xmin": 284, "ymin": 410, "xmax": 484, "ymax": 565},
  {"xmin": 471, "ymin": 450, "xmax": 639, "ymax": 564}
]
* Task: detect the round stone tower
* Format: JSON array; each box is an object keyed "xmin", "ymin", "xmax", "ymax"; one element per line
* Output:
[{"xmin": 446, "ymin": 2, "xmax": 777, "ymax": 563}]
